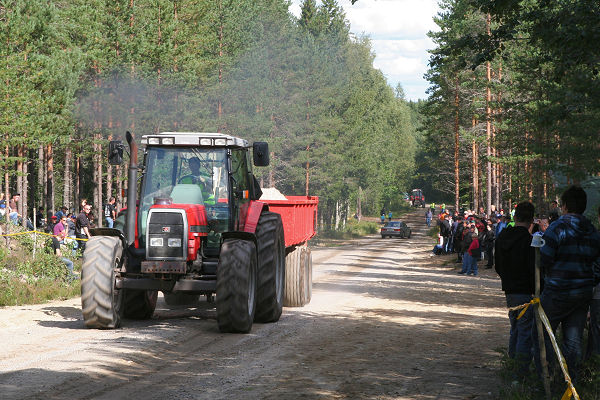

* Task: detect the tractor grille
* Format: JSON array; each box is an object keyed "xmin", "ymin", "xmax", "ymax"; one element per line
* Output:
[{"xmin": 146, "ymin": 210, "xmax": 187, "ymax": 260}]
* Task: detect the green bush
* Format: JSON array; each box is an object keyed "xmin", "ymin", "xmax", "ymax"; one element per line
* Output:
[
  {"xmin": 344, "ymin": 219, "xmax": 380, "ymax": 236},
  {"xmin": 0, "ymin": 233, "xmax": 81, "ymax": 306}
]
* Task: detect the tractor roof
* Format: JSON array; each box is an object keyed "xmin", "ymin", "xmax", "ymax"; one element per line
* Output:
[{"xmin": 141, "ymin": 132, "xmax": 249, "ymax": 148}]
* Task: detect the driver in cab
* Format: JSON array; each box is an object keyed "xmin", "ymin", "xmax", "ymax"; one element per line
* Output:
[{"xmin": 179, "ymin": 157, "xmax": 216, "ymax": 205}]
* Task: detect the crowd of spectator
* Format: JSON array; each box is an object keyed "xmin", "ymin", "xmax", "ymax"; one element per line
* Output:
[
  {"xmin": 429, "ymin": 186, "xmax": 600, "ymax": 389},
  {"xmin": 0, "ymin": 194, "xmax": 120, "ymax": 279}
]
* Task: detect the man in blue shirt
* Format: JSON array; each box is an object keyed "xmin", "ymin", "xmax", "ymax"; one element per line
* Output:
[{"xmin": 535, "ymin": 185, "xmax": 600, "ymax": 382}]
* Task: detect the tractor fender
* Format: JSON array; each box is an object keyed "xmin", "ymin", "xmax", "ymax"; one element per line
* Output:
[
  {"xmin": 243, "ymin": 200, "xmax": 268, "ymax": 234},
  {"xmin": 222, "ymin": 231, "xmax": 257, "ymax": 248}
]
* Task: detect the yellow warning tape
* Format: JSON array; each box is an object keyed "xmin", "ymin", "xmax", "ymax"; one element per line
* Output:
[
  {"xmin": 511, "ymin": 298, "xmax": 580, "ymax": 400},
  {"xmin": 0, "ymin": 230, "xmax": 88, "ymax": 241}
]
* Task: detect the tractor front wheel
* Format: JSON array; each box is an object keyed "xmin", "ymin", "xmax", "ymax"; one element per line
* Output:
[
  {"xmin": 216, "ymin": 239, "xmax": 257, "ymax": 333},
  {"xmin": 81, "ymin": 236, "xmax": 124, "ymax": 329}
]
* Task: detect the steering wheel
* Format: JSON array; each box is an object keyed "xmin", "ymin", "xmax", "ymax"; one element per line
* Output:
[{"xmin": 178, "ymin": 175, "xmax": 205, "ymax": 184}]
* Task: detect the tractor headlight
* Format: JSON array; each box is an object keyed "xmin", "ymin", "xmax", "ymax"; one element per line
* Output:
[
  {"xmin": 162, "ymin": 137, "xmax": 174, "ymax": 145},
  {"xmin": 214, "ymin": 138, "xmax": 227, "ymax": 146},
  {"xmin": 200, "ymin": 138, "xmax": 212, "ymax": 146},
  {"xmin": 168, "ymin": 238, "xmax": 182, "ymax": 248},
  {"xmin": 150, "ymin": 237, "xmax": 163, "ymax": 247},
  {"xmin": 148, "ymin": 137, "xmax": 160, "ymax": 145}
]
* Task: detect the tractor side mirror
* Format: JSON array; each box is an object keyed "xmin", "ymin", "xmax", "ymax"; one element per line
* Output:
[
  {"xmin": 253, "ymin": 142, "xmax": 269, "ymax": 166},
  {"xmin": 108, "ymin": 140, "xmax": 124, "ymax": 165}
]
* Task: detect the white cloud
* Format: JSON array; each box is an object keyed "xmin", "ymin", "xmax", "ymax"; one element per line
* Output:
[
  {"xmin": 343, "ymin": 0, "xmax": 440, "ymax": 40},
  {"xmin": 289, "ymin": 0, "xmax": 440, "ymax": 100}
]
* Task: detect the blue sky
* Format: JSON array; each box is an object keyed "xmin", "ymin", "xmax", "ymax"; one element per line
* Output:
[{"xmin": 289, "ymin": 0, "xmax": 441, "ymax": 101}]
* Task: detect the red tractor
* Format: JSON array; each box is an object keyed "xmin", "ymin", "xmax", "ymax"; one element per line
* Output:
[
  {"xmin": 410, "ymin": 188, "xmax": 425, "ymax": 208},
  {"xmin": 81, "ymin": 131, "xmax": 317, "ymax": 333}
]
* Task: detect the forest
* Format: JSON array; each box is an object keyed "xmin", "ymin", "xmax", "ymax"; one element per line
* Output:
[
  {"xmin": 417, "ymin": 0, "xmax": 600, "ymax": 219},
  {"xmin": 0, "ymin": 0, "xmax": 418, "ymax": 230},
  {"xmin": 2, "ymin": 0, "xmax": 599, "ymax": 231}
]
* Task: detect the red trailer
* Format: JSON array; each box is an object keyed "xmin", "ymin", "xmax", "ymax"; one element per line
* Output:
[{"xmin": 263, "ymin": 195, "xmax": 318, "ymax": 307}]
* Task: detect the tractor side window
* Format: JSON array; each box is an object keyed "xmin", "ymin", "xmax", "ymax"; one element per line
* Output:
[{"xmin": 231, "ymin": 149, "xmax": 251, "ymax": 195}]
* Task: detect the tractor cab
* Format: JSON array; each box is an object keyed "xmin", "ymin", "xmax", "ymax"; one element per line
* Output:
[{"xmin": 137, "ymin": 132, "xmax": 265, "ymax": 260}]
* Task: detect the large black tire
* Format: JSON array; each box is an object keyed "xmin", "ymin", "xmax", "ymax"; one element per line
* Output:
[
  {"xmin": 123, "ymin": 289, "xmax": 157, "ymax": 319},
  {"xmin": 163, "ymin": 292, "xmax": 201, "ymax": 306},
  {"xmin": 216, "ymin": 239, "xmax": 257, "ymax": 333},
  {"xmin": 283, "ymin": 246, "xmax": 309, "ymax": 307},
  {"xmin": 81, "ymin": 236, "xmax": 124, "ymax": 329},
  {"xmin": 254, "ymin": 211, "xmax": 285, "ymax": 323}
]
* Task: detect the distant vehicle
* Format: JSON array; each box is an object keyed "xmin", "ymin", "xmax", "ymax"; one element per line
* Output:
[
  {"xmin": 381, "ymin": 221, "xmax": 412, "ymax": 239},
  {"xmin": 410, "ymin": 189, "xmax": 425, "ymax": 208}
]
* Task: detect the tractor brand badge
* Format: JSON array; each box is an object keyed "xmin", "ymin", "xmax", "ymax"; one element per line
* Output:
[{"xmin": 162, "ymin": 227, "xmax": 171, "ymax": 233}]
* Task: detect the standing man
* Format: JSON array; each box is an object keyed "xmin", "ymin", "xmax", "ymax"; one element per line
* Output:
[
  {"xmin": 388, "ymin": 211, "xmax": 392, "ymax": 222},
  {"xmin": 536, "ymin": 185, "xmax": 600, "ymax": 381},
  {"xmin": 76, "ymin": 203, "xmax": 92, "ymax": 253},
  {"xmin": 104, "ymin": 197, "xmax": 117, "ymax": 228},
  {"xmin": 495, "ymin": 201, "xmax": 536, "ymax": 380},
  {"xmin": 425, "ymin": 208, "xmax": 432, "ymax": 227}
]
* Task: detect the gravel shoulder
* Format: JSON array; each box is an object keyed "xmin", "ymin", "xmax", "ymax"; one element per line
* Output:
[{"xmin": 0, "ymin": 210, "xmax": 508, "ymax": 399}]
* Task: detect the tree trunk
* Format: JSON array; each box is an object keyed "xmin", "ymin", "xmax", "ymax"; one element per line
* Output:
[
  {"xmin": 38, "ymin": 146, "xmax": 44, "ymax": 204},
  {"xmin": 17, "ymin": 145, "xmax": 23, "ymax": 217},
  {"xmin": 472, "ymin": 118, "xmax": 479, "ymax": 212},
  {"xmin": 116, "ymin": 165, "xmax": 123, "ymax": 210},
  {"xmin": 357, "ymin": 186, "xmax": 362, "ymax": 221},
  {"xmin": 64, "ymin": 144, "xmax": 72, "ymax": 211},
  {"xmin": 75, "ymin": 154, "xmax": 80, "ymax": 213},
  {"xmin": 454, "ymin": 77, "xmax": 460, "ymax": 211},
  {"xmin": 46, "ymin": 143, "xmax": 54, "ymax": 216},
  {"xmin": 485, "ymin": 14, "xmax": 492, "ymax": 215},
  {"xmin": 21, "ymin": 149, "xmax": 28, "ymax": 228}
]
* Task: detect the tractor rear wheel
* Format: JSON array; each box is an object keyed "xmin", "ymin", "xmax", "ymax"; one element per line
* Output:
[
  {"xmin": 283, "ymin": 246, "xmax": 311, "ymax": 307},
  {"xmin": 81, "ymin": 236, "xmax": 124, "ymax": 329},
  {"xmin": 216, "ymin": 239, "xmax": 257, "ymax": 333},
  {"xmin": 254, "ymin": 211, "xmax": 285, "ymax": 323},
  {"xmin": 123, "ymin": 289, "xmax": 157, "ymax": 319}
]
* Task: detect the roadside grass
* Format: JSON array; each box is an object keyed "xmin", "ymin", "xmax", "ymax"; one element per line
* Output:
[
  {"xmin": 313, "ymin": 219, "xmax": 381, "ymax": 246},
  {"xmin": 496, "ymin": 337, "xmax": 600, "ymax": 399},
  {"xmin": 0, "ymin": 226, "xmax": 81, "ymax": 306}
]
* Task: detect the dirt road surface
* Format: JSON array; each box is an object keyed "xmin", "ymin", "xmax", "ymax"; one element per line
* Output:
[{"xmin": 0, "ymin": 210, "xmax": 508, "ymax": 399}]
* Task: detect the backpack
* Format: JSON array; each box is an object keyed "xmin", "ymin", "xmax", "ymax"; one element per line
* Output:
[{"xmin": 104, "ymin": 204, "xmax": 111, "ymax": 218}]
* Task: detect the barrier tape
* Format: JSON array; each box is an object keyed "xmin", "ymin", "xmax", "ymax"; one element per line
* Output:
[
  {"xmin": 510, "ymin": 298, "xmax": 580, "ymax": 400},
  {"xmin": 0, "ymin": 230, "xmax": 88, "ymax": 241}
]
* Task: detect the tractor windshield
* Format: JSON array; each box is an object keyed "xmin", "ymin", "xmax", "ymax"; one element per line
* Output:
[{"xmin": 139, "ymin": 147, "xmax": 230, "ymax": 246}]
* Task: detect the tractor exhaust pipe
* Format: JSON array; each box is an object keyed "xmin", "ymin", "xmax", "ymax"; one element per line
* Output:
[{"xmin": 125, "ymin": 131, "xmax": 138, "ymax": 247}]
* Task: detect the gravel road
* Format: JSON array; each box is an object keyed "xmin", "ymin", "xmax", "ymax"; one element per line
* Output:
[{"xmin": 0, "ymin": 210, "xmax": 508, "ymax": 399}]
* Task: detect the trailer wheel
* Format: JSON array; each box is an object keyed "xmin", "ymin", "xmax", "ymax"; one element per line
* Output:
[
  {"xmin": 216, "ymin": 239, "xmax": 257, "ymax": 333},
  {"xmin": 254, "ymin": 211, "xmax": 285, "ymax": 323},
  {"xmin": 123, "ymin": 289, "xmax": 157, "ymax": 319},
  {"xmin": 283, "ymin": 246, "xmax": 309, "ymax": 307},
  {"xmin": 304, "ymin": 247, "xmax": 313, "ymax": 304},
  {"xmin": 163, "ymin": 292, "xmax": 200, "ymax": 306},
  {"xmin": 81, "ymin": 236, "xmax": 124, "ymax": 329}
]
